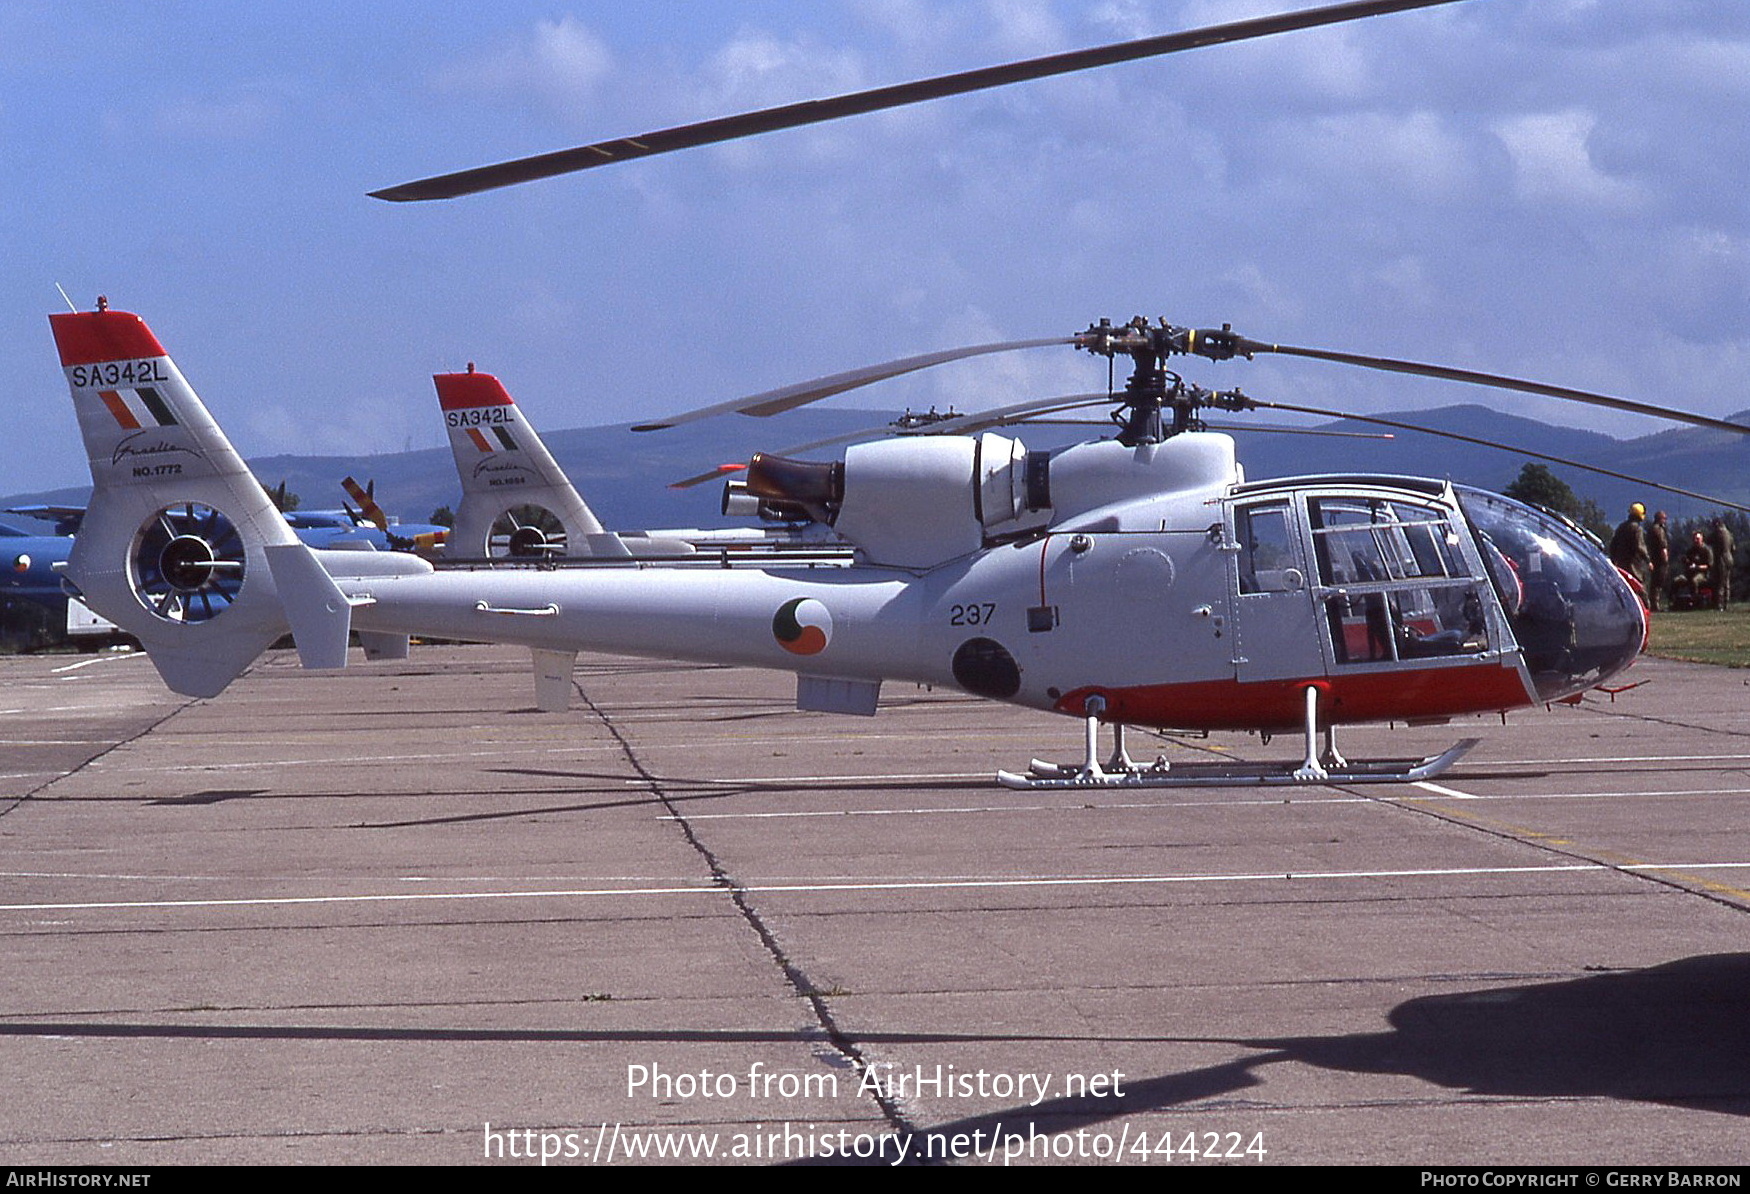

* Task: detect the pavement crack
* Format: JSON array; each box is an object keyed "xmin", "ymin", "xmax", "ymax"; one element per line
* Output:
[
  {"xmin": 1568, "ymin": 697, "xmax": 1750, "ymax": 739},
  {"xmin": 574, "ymin": 682, "xmax": 924, "ymax": 1146},
  {"xmin": 0, "ymin": 696, "xmax": 199, "ymax": 821}
]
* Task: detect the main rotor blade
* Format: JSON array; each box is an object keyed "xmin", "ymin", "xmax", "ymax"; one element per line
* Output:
[
  {"xmin": 631, "ymin": 337, "xmax": 1072, "ymax": 432},
  {"xmin": 911, "ymin": 393, "xmax": 1114, "ymax": 436},
  {"xmin": 665, "ymin": 392, "xmax": 1111, "ymax": 488},
  {"xmin": 1211, "ymin": 421, "xmax": 1394, "ymax": 440},
  {"xmin": 372, "ymin": 0, "xmax": 1465, "ymax": 201},
  {"xmin": 1231, "ymin": 337, "xmax": 1750, "ymax": 437},
  {"xmin": 1257, "ymin": 399, "xmax": 1750, "ymax": 514}
]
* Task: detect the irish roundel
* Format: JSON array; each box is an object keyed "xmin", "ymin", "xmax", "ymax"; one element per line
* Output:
[{"xmin": 773, "ymin": 597, "xmax": 832, "ymax": 656}]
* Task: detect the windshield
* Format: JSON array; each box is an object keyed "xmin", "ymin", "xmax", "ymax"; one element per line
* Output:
[{"xmin": 1456, "ymin": 487, "xmax": 1643, "ymax": 700}]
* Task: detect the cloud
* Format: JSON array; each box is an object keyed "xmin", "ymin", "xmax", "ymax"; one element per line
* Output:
[
  {"xmin": 701, "ymin": 30, "xmax": 866, "ymax": 110},
  {"xmin": 439, "ymin": 16, "xmax": 613, "ymax": 122},
  {"xmin": 1493, "ymin": 108, "xmax": 1646, "ymax": 209},
  {"xmin": 1265, "ymin": 109, "xmax": 1481, "ymax": 203},
  {"xmin": 978, "ymin": 0, "xmax": 1068, "ymax": 57}
]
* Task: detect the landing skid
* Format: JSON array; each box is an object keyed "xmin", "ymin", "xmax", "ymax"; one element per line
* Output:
[
  {"xmin": 997, "ymin": 738, "xmax": 1478, "ymax": 790},
  {"xmin": 997, "ymin": 688, "xmax": 1478, "ymax": 790}
]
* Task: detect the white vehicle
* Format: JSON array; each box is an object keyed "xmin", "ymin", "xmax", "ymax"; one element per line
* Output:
[
  {"xmin": 50, "ymin": 306, "xmax": 1648, "ymax": 786},
  {"xmin": 435, "ymin": 367, "xmax": 837, "ymax": 559}
]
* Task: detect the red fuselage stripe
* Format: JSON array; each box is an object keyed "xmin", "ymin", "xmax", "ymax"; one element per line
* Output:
[{"xmin": 1057, "ymin": 665, "xmax": 1533, "ymax": 731}]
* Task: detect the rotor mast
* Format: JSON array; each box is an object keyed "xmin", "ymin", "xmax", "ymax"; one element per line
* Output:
[{"xmin": 1076, "ymin": 317, "xmax": 1252, "ymax": 445}]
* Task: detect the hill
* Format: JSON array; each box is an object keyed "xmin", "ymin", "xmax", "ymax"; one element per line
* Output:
[{"xmin": 7, "ymin": 405, "xmax": 1747, "ymax": 531}]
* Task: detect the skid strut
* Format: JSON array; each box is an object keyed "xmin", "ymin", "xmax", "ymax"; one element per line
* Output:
[
  {"xmin": 1295, "ymin": 682, "xmax": 1349, "ymax": 780},
  {"xmin": 997, "ymin": 686, "xmax": 1478, "ymax": 790},
  {"xmin": 1018, "ymin": 695, "xmax": 1171, "ymax": 784}
]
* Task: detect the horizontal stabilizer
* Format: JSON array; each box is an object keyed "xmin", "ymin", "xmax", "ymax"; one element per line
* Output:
[
  {"xmin": 582, "ymin": 532, "xmax": 633, "ymax": 559},
  {"xmin": 358, "ymin": 631, "xmax": 410, "ymax": 661}
]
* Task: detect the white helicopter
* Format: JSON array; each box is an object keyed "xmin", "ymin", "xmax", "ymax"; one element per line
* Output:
[
  {"xmin": 54, "ymin": 301, "xmax": 1666, "ymax": 788},
  {"xmin": 47, "ymin": 0, "xmax": 1745, "ymax": 787},
  {"xmin": 433, "ymin": 366, "xmax": 843, "ymax": 562}
]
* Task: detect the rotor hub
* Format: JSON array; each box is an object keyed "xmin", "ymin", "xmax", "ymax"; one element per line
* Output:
[
  {"xmin": 1076, "ymin": 317, "xmax": 1252, "ymax": 445},
  {"xmin": 158, "ymin": 534, "xmax": 220, "ymax": 592},
  {"xmin": 506, "ymin": 525, "xmax": 550, "ymax": 557}
]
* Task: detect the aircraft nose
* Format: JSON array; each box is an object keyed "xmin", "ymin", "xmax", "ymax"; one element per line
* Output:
[
  {"xmin": 1570, "ymin": 568, "xmax": 1646, "ymax": 688},
  {"xmin": 1456, "ymin": 487, "xmax": 1646, "ymax": 702}
]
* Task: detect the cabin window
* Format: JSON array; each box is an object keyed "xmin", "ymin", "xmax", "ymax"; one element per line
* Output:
[
  {"xmin": 1238, "ymin": 503, "xmax": 1301, "ymax": 593},
  {"xmin": 1307, "ymin": 496, "xmax": 1488, "ymax": 665}
]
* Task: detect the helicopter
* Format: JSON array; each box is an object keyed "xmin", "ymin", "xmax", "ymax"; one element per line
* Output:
[
  {"xmin": 44, "ymin": 0, "xmax": 1748, "ymax": 786},
  {"xmin": 433, "ymin": 366, "xmax": 843, "ymax": 563},
  {"xmin": 52, "ymin": 302, "xmax": 1663, "ymax": 787},
  {"xmin": 0, "ymin": 513, "xmax": 119, "ymax": 648}
]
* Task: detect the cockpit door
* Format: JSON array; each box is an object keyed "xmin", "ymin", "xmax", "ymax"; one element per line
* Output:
[
  {"xmin": 1305, "ymin": 492, "xmax": 1499, "ymax": 673},
  {"xmin": 1228, "ymin": 499, "xmax": 1327, "ymax": 683}
]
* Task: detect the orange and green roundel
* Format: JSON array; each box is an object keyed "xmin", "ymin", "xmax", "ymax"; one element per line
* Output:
[{"xmin": 773, "ymin": 597, "xmax": 832, "ymax": 655}]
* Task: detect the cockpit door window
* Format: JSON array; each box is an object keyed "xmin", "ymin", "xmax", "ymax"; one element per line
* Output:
[
  {"xmin": 1238, "ymin": 503, "xmax": 1305, "ymax": 594},
  {"xmin": 1308, "ymin": 497, "xmax": 1490, "ymax": 667}
]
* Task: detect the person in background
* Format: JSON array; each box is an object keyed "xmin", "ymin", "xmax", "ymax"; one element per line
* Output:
[
  {"xmin": 1647, "ymin": 510, "xmax": 1670, "ymax": 612},
  {"xmin": 1683, "ymin": 532, "xmax": 1714, "ymax": 591},
  {"xmin": 1708, "ymin": 517, "xmax": 1734, "ymax": 609},
  {"xmin": 1610, "ymin": 503, "xmax": 1652, "ymax": 609}
]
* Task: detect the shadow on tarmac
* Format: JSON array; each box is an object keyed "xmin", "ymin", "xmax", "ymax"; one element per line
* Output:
[
  {"xmin": 5, "ymin": 955, "xmax": 1745, "ymax": 1130},
  {"xmin": 885, "ymin": 952, "xmax": 1750, "ymax": 1165}
]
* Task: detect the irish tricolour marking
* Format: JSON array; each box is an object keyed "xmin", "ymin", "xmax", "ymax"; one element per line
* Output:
[{"xmin": 773, "ymin": 597, "xmax": 832, "ymax": 656}]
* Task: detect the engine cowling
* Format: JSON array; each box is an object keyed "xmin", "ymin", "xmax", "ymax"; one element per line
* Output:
[
  {"xmin": 741, "ymin": 431, "xmax": 1243, "ymax": 568},
  {"xmin": 744, "ymin": 434, "xmax": 1043, "ymax": 568}
]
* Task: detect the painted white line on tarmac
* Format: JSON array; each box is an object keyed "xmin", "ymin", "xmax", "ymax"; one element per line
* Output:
[
  {"xmin": 1411, "ymin": 781, "xmax": 1480, "ymax": 800},
  {"xmin": 672, "ymin": 795, "xmax": 1373, "ymax": 820},
  {"xmin": 85, "ymin": 744, "xmax": 629, "ymax": 774},
  {"xmin": 669, "ymin": 782, "xmax": 1750, "ymax": 817},
  {"xmin": 9, "ymin": 859, "xmax": 1750, "ymax": 914},
  {"xmin": 1487, "ymin": 753, "xmax": 1750, "ymax": 766},
  {"xmin": 50, "ymin": 655, "xmax": 144, "ymax": 675}
]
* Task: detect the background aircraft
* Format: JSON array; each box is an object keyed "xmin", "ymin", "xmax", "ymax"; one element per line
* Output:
[
  {"xmin": 0, "ymin": 516, "xmax": 113, "ymax": 649},
  {"xmin": 435, "ymin": 367, "xmax": 839, "ymax": 558}
]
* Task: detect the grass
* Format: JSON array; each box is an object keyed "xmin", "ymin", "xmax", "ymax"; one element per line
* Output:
[{"xmin": 1645, "ymin": 606, "xmax": 1750, "ymax": 668}]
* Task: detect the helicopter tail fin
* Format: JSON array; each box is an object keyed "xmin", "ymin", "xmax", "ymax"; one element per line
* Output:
[
  {"xmin": 436, "ymin": 368, "xmax": 630, "ymax": 559},
  {"xmin": 49, "ymin": 306, "xmax": 347, "ymax": 696}
]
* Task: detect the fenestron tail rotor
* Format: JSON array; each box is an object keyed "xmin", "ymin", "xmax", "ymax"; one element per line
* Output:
[
  {"xmin": 488, "ymin": 505, "xmax": 567, "ymax": 558},
  {"xmin": 371, "ymin": 0, "xmax": 1466, "ymax": 202},
  {"xmin": 129, "ymin": 502, "xmax": 247, "ymax": 624}
]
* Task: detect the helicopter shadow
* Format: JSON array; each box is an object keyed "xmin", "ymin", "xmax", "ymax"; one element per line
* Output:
[
  {"xmin": 829, "ymin": 953, "xmax": 1750, "ymax": 1165},
  {"xmin": 1266, "ymin": 952, "xmax": 1750, "ymax": 1110}
]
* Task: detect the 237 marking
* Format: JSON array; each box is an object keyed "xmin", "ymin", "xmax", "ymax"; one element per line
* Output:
[{"xmin": 949, "ymin": 602, "xmax": 997, "ymax": 626}]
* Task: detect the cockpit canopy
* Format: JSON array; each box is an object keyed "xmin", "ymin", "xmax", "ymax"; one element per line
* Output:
[{"xmin": 1456, "ymin": 486, "xmax": 1644, "ymax": 700}]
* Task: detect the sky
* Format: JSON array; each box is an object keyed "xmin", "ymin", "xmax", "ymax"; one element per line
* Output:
[{"xmin": 3, "ymin": 0, "xmax": 1746, "ymax": 497}]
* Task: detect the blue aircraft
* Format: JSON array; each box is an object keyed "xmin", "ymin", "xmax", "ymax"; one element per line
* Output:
[
  {"xmin": 0, "ymin": 513, "xmax": 108, "ymax": 648},
  {"xmin": 1, "ymin": 482, "xmax": 445, "ymax": 649}
]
